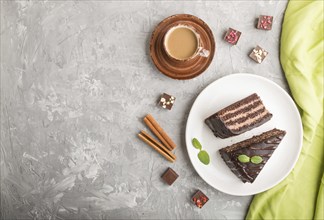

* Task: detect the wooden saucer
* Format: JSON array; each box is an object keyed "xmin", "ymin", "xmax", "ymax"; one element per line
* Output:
[{"xmin": 150, "ymin": 14, "xmax": 215, "ymax": 80}]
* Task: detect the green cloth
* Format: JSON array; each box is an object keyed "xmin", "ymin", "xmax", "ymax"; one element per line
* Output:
[{"xmin": 246, "ymin": 1, "xmax": 324, "ymax": 220}]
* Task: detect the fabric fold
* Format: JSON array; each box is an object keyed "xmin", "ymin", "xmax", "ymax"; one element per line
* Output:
[{"xmin": 246, "ymin": 0, "xmax": 324, "ymax": 219}]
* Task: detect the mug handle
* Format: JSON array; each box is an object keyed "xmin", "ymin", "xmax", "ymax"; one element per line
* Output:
[{"xmin": 198, "ymin": 47, "xmax": 210, "ymax": 58}]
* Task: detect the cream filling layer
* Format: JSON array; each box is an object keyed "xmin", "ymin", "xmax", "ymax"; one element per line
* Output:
[
  {"xmin": 224, "ymin": 104, "xmax": 265, "ymax": 123},
  {"xmin": 227, "ymin": 110, "xmax": 269, "ymax": 130},
  {"xmin": 219, "ymin": 99, "xmax": 260, "ymax": 118}
]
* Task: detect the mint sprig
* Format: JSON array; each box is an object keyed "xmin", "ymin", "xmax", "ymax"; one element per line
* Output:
[
  {"xmin": 198, "ymin": 150, "xmax": 210, "ymax": 165},
  {"xmin": 192, "ymin": 138, "xmax": 202, "ymax": 150},
  {"xmin": 191, "ymin": 138, "xmax": 210, "ymax": 165}
]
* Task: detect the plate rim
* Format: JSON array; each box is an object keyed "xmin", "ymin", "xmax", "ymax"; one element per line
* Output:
[{"xmin": 185, "ymin": 73, "xmax": 303, "ymax": 196}]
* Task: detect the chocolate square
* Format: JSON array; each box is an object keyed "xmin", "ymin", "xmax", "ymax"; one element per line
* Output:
[
  {"xmin": 192, "ymin": 190, "xmax": 209, "ymax": 208},
  {"xmin": 257, "ymin": 15, "xmax": 273, "ymax": 30},
  {"xmin": 224, "ymin": 28, "xmax": 241, "ymax": 45},
  {"xmin": 161, "ymin": 167, "xmax": 178, "ymax": 185},
  {"xmin": 249, "ymin": 45, "xmax": 268, "ymax": 63},
  {"xmin": 158, "ymin": 93, "xmax": 176, "ymax": 110}
]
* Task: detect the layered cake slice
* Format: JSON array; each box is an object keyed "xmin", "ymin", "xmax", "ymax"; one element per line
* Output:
[
  {"xmin": 205, "ymin": 93, "xmax": 272, "ymax": 139},
  {"xmin": 219, "ymin": 128, "xmax": 286, "ymax": 183}
]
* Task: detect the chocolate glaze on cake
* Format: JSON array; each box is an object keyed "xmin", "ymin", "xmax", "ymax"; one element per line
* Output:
[
  {"xmin": 205, "ymin": 93, "xmax": 272, "ymax": 139},
  {"xmin": 219, "ymin": 128, "xmax": 286, "ymax": 183}
]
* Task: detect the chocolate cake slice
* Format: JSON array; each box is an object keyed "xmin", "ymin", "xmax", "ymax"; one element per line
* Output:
[
  {"xmin": 219, "ymin": 128, "xmax": 286, "ymax": 183},
  {"xmin": 205, "ymin": 93, "xmax": 272, "ymax": 139}
]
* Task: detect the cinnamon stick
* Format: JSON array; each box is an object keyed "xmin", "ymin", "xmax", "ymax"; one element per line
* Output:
[
  {"xmin": 138, "ymin": 131, "xmax": 175, "ymax": 162},
  {"xmin": 141, "ymin": 130, "xmax": 176, "ymax": 160},
  {"xmin": 144, "ymin": 114, "xmax": 176, "ymax": 150}
]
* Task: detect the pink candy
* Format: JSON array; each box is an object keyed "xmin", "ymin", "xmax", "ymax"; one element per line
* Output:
[
  {"xmin": 224, "ymin": 28, "xmax": 241, "ymax": 45},
  {"xmin": 258, "ymin": 15, "xmax": 273, "ymax": 30}
]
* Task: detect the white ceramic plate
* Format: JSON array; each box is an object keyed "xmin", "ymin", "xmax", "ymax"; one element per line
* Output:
[{"xmin": 185, "ymin": 73, "xmax": 303, "ymax": 196}]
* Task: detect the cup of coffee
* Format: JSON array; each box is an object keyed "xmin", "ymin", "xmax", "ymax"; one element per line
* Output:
[{"xmin": 163, "ymin": 24, "xmax": 210, "ymax": 61}]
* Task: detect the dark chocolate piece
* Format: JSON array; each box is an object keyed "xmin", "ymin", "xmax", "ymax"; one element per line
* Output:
[
  {"xmin": 219, "ymin": 128, "xmax": 286, "ymax": 183},
  {"xmin": 158, "ymin": 93, "xmax": 176, "ymax": 110},
  {"xmin": 205, "ymin": 93, "xmax": 272, "ymax": 139},
  {"xmin": 249, "ymin": 46, "xmax": 268, "ymax": 63},
  {"xmin": 161, "ymin": 167, "xmax": 178, "ymax": 185},
  {"xmin": 257, "ymin": 15, "xmax": 273, "ymax": 30},
  {"xmin": 224, "ymin": 28, "xmax": 241, "ymax": 45},
  {"xmin": 192, "ymin": 190, "xmax": 209, "ymax": 208}
]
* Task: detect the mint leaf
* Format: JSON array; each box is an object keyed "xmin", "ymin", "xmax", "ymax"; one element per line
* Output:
[
  {"xmin": 251, "ymin": 156, "xmax": 263, "ymax": 164},
  {"xmin": 198, "ymin": 150, "xmax": 210, "ymax": 165},
  {"xmin": 192, "ymin": 138, "xmax": 202, "ymax": 150},
  {"xmin": 238, "ymin": 154, "xmax": 250, "ymax": 163}
]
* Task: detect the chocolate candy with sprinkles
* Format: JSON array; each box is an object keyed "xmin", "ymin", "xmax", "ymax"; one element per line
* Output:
[
  {"xmin": 224, "ymin": 28, "xmax": 241, "ymax": 45},
  {"xmin": 249, "ymin": 45, "xmax": 268, "ymax": 63},
  {"xmin": 158, "ymin": 93, "xmax": 176, "ymax": 110},
  {"xmin": 192, "ymin": 190, "xmax": 209, "ymax": 208},
  {"xmin": 257, "ymin": 15, "xmax": 273, "ymax": 30}
]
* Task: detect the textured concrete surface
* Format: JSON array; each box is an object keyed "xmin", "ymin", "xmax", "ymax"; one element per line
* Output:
[{"xmin": 1, "ymin": 1, "xmax": 288, "ymax": 219}]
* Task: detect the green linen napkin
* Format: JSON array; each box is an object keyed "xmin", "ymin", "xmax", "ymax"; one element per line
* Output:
[{"xmin": 246, "ymin": 1, "xmax": 324, "ymax": 219}]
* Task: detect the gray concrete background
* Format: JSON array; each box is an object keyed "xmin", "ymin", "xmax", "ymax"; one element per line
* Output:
[{"xmin": 1, "ymin": 1, "xmax": 288, "ymax": 219}]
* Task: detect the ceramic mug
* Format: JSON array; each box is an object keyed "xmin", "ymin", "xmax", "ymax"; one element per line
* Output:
[{"xmin": 163, "ymin": 24, "xmax": 210, "ymax": 61}]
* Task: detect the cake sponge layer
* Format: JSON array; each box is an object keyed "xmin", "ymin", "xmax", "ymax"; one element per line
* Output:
[{"xmin": 205, "ymin": 93, "xmax": 272, "ymax": 139}]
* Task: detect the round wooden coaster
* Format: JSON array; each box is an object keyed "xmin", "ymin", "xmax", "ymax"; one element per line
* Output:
[{"xmin": 150, "ymin": 14, "xmax": 215, "ymax": 80}]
